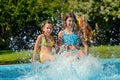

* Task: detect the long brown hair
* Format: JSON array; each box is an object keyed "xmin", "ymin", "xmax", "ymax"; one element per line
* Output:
[{"xmin": 62, "ymin": 12, "xmax": 80, "ymax": 31}]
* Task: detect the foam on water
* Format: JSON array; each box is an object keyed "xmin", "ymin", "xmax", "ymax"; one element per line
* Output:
[{"xmin": 17, "ymin": 53, "xmax": 104, "ymax": 80}]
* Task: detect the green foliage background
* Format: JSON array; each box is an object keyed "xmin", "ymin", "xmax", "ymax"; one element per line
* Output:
[{"xmin": 0, "ymin": 0, "xmax": 120, "ymax": 50}]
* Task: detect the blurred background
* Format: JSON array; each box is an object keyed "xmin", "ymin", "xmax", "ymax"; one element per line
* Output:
[{"xmin": 0, "ymin": 0, "xmax": 120, "ymax": 50}]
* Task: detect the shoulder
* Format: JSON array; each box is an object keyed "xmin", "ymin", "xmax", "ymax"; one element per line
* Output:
[{"xmin": 37, "ymin": 34, "xmax": 44, "ymax": 40}]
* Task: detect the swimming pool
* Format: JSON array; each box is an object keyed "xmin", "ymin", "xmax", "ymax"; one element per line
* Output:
[{"xmin": 0, "ymin": 56, "xmax": 120, "ymax": 80}]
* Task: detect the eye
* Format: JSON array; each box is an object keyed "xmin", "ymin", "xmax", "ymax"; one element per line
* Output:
[{"xmin": 47, "ymin": 27, "xmax": 52, "ymax": 30}]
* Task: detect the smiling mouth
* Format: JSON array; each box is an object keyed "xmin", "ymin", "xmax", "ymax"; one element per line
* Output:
[{"xmin": 47, "ymin": 32, "xmax": 51, "ymax": 34}]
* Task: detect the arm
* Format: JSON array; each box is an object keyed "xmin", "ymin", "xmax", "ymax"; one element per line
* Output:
[
  {"xmin": 32, "ymin": 35, "xmax": 42, "ymax": 62},
  {"xmin": 55, "ymin": 31, "xmax": 64, "ymax": 54},
  {"xmin": 82, "ymin": 38, "xmax": 89, "ymax": 55},
  {"xmin": 58, "ymin": 31, "xmax": 63, "ymax": 46},
  {"xmin": 78, "ymin": 31, "xmax": 89, "ymax": 55}
]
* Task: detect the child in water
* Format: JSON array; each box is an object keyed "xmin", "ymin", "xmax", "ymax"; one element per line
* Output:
[
  {"xmin": 32, "ymin": 20, "xmax": 55, "ymax": 63},
  {"xmin": 58, "ymin": 12, "xmax": 89, "ymax": 57}
]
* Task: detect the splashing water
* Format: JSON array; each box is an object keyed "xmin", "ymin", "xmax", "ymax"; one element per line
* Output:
[
  {"xmin": 1, "ymin": 46, "xmax": 120, "ymax": 80},
  {"xmin": 17, "ymin": 53, "xmax": 103, "ymax": 80},
  {"xmin": 1, "ymin": 53, "xmax": 120, "ymax": 80}
]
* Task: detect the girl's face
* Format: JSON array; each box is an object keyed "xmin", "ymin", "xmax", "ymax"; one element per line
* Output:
[
  {"xmin": 66, "ymin": 17, "xmax": 75, "ymax": 29},
  {"xmin": 42, "ymin": 23, "xmax": 53, "ymax": 36}
]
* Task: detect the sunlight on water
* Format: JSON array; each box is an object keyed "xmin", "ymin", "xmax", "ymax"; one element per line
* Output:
[
  {"xmin": 17, "ymin": 54, "xmax": 103, "ymax": 80},
  {"xmin": 0, "ymin": 51, "xmax": 120, "ymax": 80}
]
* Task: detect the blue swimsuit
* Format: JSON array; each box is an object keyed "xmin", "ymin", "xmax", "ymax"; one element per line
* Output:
[
  {"xmin": 62, "ymin": 31, "xmax": 80, "ymax": 46},
  {"xmin": 62, "ymin": 31, "xmax": 80, "ymax": 54}
]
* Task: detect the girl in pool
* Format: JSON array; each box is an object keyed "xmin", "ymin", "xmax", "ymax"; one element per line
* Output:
[
  {"xmin": 58, "ymin": 12, "xmax": 89, "ymax": 57},
  {"xmin": 32, "ymin": 20, "xmax": 56, "ymax": 63}
]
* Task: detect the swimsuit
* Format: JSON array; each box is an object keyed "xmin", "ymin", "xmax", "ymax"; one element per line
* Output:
[
  {"xmin": 41, "ymin": 36, "xmax": 55, "ymax": 47},
  {"xmin": 62, "ymin": 30, "xmax": 80, "ymax": 54},
  {"xmin": 62, "ymin": 31, "xmax": 80, "ymax": 46},
  {"xmin": 40, "ymin": 35, "xmax": 55, "ymax": 62}
]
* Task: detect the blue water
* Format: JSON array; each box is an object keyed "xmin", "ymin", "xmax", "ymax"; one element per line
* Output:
[{"xmin": 0, "ymin": 55, "xmax": 120, "ymax": 80}]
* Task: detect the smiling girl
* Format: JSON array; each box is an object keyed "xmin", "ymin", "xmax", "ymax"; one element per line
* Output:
[
  {"xmin": 33, "ymin": 20, "xmax": 55, "ymax": 63},
  {"xmin": 58, "ymin": 12, "xmax": 89, "ymax": 57}
]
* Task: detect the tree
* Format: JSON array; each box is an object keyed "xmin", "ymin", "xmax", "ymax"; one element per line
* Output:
[
  {"xmin": 67, "ymin": 0, "xmax": 120, "ymax": 45},
  {"xmin": 0, "ymin": 0, "xmax": 68, "ymax": 50}
]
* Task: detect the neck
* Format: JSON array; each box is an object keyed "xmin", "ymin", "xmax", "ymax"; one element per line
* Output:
[
  {"xmin": 65, "ymin": 28, "xmax": 73, "ymax": 32},
  {"xmin": 44, "ymin": 33, "xmax": 51, "ymax": 38}
]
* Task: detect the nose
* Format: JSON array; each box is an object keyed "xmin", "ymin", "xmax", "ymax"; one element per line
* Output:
[
  {"xmin": 48, "ymin": 28, "xmax": 52, "ymax": 32},
  {"xmin": 70, "ymin": 20, "xmax": 75, "ymax": 24}
]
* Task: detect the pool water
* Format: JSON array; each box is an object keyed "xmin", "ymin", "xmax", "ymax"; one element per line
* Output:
[{"xmin": 0, "ymin": 55, "xmax": 120, "ymax": 80}]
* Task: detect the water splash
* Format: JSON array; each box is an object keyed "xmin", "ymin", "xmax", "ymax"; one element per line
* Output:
[{"xmin": 17, "ymin": 54, "xmax": 103, "ymax": 80}]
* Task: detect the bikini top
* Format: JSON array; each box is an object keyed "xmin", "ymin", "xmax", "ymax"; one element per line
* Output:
[
  {"xmin": 62, "ymin": 31, "xmax": 80, "ymax": 46},
  {"xmin": 41, "ymin": 36, "xmax": 55, "ymax": 47}
]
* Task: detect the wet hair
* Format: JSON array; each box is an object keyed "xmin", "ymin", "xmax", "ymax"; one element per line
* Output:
[
  {"xmin": 41, "ymin": 20, "xmax": 52, "ymax": 33},
  {"xmin": 63, "ymin": 12, "xmax": 79, "ymax": 31}
]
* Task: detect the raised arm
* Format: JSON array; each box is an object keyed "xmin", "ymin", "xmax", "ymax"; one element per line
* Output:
[{"xmin": 32, "ymin": 35, "xmax": 42, "ymax": 62}]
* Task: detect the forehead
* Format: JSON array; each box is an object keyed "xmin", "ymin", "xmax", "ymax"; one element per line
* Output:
[
  {"xmin": 44, "ymin": 23, "xmax": 52, "ymax": 28},
  {"xmin": 66, "ymin": 17, "xmax": 74, "ymax": 21}
]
